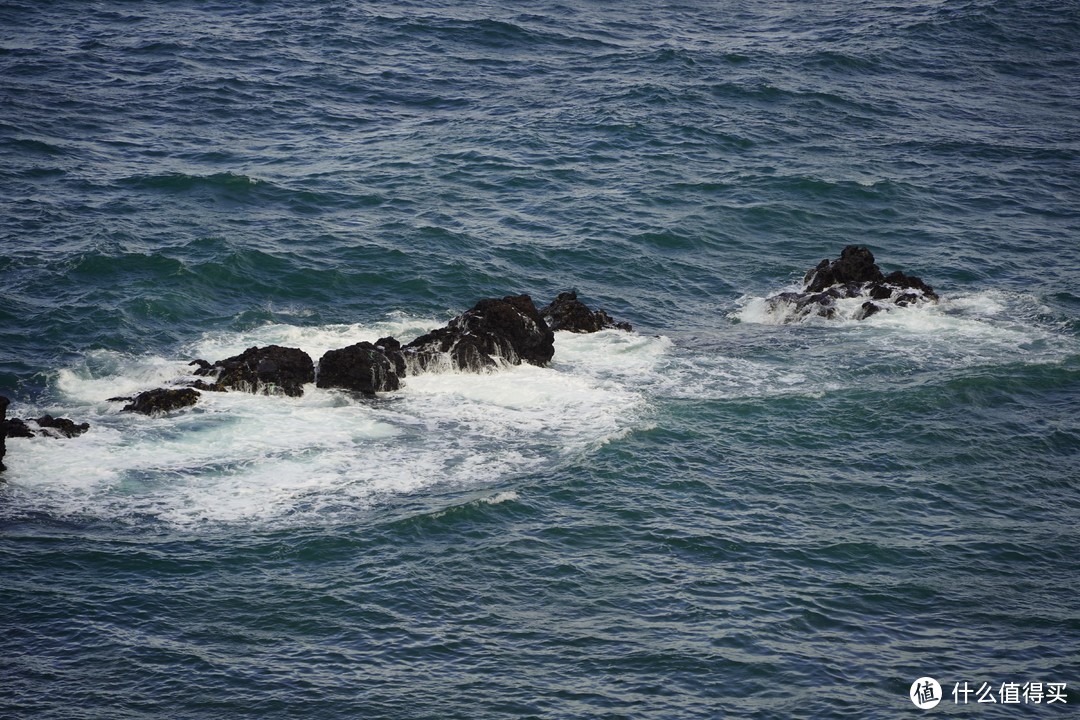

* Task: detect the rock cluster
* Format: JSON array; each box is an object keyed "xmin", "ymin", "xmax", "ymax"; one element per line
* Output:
[
  {"xmin": 96, "ymin": 293, "xmax": 629, "ymax": 418},
  {"xmin": 402, "ymin": 294, "xmax": 555, "ymax": 373},
  {"xmin": 767, "ymin": 245, "xmax": 938, "ymax": 321},
  {"xmin": 1, "ymin": 395, "xmax": 90, "ymax": 473}
]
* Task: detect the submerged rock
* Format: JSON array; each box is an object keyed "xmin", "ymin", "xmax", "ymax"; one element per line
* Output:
[
  {"xmin": 767, "ymin": 245, "xmax": 938, "ymax": 322},
  {"xmin": 317, "ymin": 341, "xmax": 402, "ymax": 395},
  {"xmin": 405, "ymin": 294, "xmax": 555, "ymax": 372},
  {"xmin": 192, "ymin": 345, "xmax": 314, "ymax": 397},
  {"xmin": 122, "ymin": 388, "xmax": 200, "ymax": 415},
  {"xmin": 539, "ymin": 291, "xmax": 632, "ymax": 333}
]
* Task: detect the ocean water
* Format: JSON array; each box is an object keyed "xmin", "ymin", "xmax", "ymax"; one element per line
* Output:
[{"xmin": 2, "ymin": 1, "xmax": 1078, "ymax": 718}]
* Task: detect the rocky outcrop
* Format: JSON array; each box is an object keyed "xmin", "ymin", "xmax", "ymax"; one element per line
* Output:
[
  {"xmin": 539, "ymin": 291, "xmax": 632, "ymax": 333},
  {"xmin": 122, "ymin": 388, "xmax": 201, "ymax": 415},
  {"xmin": 1, "ymin": 395, "xmax": 91, "ymax": 472},
  {"xmin": 767, "ymin": 245, "xmax": 938, "ymax": 321},
  {"xmin": 32, "ymin": 414, "xmax": 90, "ymax": 438},
  {"xmin": 404, "ymin": 294, "xmax": 555, "ymax": 372},
  {"xmin": 316, "ymin": 341, "xmax": 403, "ymax": 395},
  {"xmin": 191, "ymin": 345, "xmax": 314, "ymax": 397}
]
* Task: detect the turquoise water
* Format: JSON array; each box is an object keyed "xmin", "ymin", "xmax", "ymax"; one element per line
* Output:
[{"xmin": 2, "ymin": 1, "xmax": 1079, "ymax": 718}]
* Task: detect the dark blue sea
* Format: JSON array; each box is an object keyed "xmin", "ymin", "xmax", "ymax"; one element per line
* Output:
[{"xmin": 2, "ymin": 1, "xmax": 1078, "ymax": 718}]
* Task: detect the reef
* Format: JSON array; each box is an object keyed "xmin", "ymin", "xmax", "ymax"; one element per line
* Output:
[{"xmin": 766, "ymin": 245, "xmax": 937, "ymax": 321}]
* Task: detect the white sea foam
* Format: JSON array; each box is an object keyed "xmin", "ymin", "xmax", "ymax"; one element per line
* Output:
[
  {"xmin": 723, "ymin": 288, "xmax": 1078, "ymax": 398},
  {"xmin": 735, "ymin": 289, "xmax": 1072, "ymax": 360},
  {"xmin": 3, "ymin": 320, "xmax": 654, "ymax": 528}
]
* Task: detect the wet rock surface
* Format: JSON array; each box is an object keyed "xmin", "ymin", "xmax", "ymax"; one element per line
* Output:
[
  {"xmin": 317, "ymin": 341, "xmax": 402, "ymax": 395},
  {"xmin": 768, "ymin": 245, "xmax": 938, "ymax": 321},
  {"xmin": 2, "ymin": 293, "xmax": 633, "ymax": 470},
  {"xmin": 1, "ymin": 395, "xmax": 92, "ymax": 472},
  {"xmin": 405, "ymin": 294, "xmax": 555, "ymax": 372},
  {"xmin": 192, "ymin": 345, "xmax": 315, "ymax": 397},
  {"xmin": 122, "ymin": 388, "xmax": 201, "ymax": 415},
  {"xmin": 539, "ymin": 291, "xmax": 633, "ymax": 333},
  {"xmin": 32, "ymin": 414, "xmax": 90, "ymax": 438}
]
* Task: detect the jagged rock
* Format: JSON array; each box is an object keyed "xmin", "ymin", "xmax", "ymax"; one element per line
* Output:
[
  {"xmin": 375, "ymin": 336, "xmax": 407, "ymax": 378},
  {"xmin": 856, "ymin": 301, "xmax": 881, "ymax": 320},
  {"xmin": 32, "ymin": 414, "xmax": 90, "ymax": 438},
  {"xmin": 766, "ymin": 246, "xmax": 937, "ymax": 322},
  {"xmin": 317, "ymin": 342, "xmax": 401, "ymax": 395},
  {"xmin": 187, "ymin": 379, "xmax": 226, "ymax": 392},
  {"xmin": 122, "ymin": 388, "xmax": 200, "ymax": 415},
  {"xmin": 804, "ymin": 245, "xmax": 884, "ymax": 292},
  {"xmin": 404, "ymin": 294, "xmax": 554, "ymax": 372},
  {"xmin": 1, "ymin": 397, "xmax": 92, "ymax": 471},
  {"xmin": 539, "ymin": 291, "xmax": 632, "ymax": 333},
  {"xmin": 191, "ymin": 345, "xmax": 314, "ymax": 397},
  {"xmin": 1, "ymin": 416, "xmax": 34, "ymax": 439}
]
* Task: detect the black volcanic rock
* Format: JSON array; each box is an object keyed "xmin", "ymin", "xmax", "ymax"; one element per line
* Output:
[
  {"xmin": 804, "ymin": 245, "xmax": 884, "ymax": 293},
  {"xmin": 2, "ymin": 396, "xmax": 92, "ymax": 472},
  {"xmin": 766, "ymin": 246, "xmax": 938, "ymax": 322},
  {"xmin": 33, "ymin": 414, "xmax": 90, "ymax": 438},
  {"xmin": 405, "ymin": 294, "xmax": 555, "ymax": 372},
  {"xmin": 192, "ymin": 345, "xmax": 314, "ymax": 397},
  {"xmin": 539, "ymin": 291, "xmax": 632, "ymax": 333},
  {"xmin": 1, "ymin": 416, "xmax": 33, "ymax": 439},
  {"xmin": 375, "ymin": 336, "xmax": 407, "ymax": 378},
  {"xmin": 317, "ymin": 342, "xmax": 401, "ymax": 395},
  {"xmin": 122, "ymin": 388, "xmax": 200, "ymax": 415}
]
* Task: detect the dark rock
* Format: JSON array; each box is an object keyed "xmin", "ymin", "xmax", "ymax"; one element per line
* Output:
[
  {"xmin": 804, "ymin": 245, "xmax": 884, "ymax": 292},
  {"xmin": 405, "ymin": 326, "xmax": 497, "ymax": 373},
  {"xmin": 187, "ymin": 379, "xmax": 226, "ymax": 392},
  {"xmin": 883, "ymin": 270, "xmax": 938, "ymax": 300},
  {"xmin": 375, "ymin": 337, "xmax": 407, "ymax": 378},
  {"xmin": 122, "ymin": 388, "xmax": 200, "ymax": 415},
  {"xmin": 405, "ymin": 294, "xmax": 555, "ymax": 373},
  {"xmin": 33, "ymin": 415, "xmax": 90, "ymax": 438},
  {"xmin": 193, "ymin": 345, "xmax": 314, "ymax": 397},
  {"xmin": 869, "ymin": 284, "xmax": 893, "ymax": 300},
  {"xmin": 539, "ymin": 291, "xmax": 633, "ymax": 333},
  {"xmin": 1, "ymin": 416, "xmax": 34, "ymax": 439},
  {"xmin": 2, "ymin": 397, "xmax": 92, "ymax": 471},
  {"xmin": 317, "ymin": 342, "xmax": 402, "ymax": 395},
  {"xmin": 765, "ymin": 246, "xmax": 939, "ymax": 322},
  {"xmin": 857, "ymin": 301, "xmax": 881, "ymax": 320}
]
